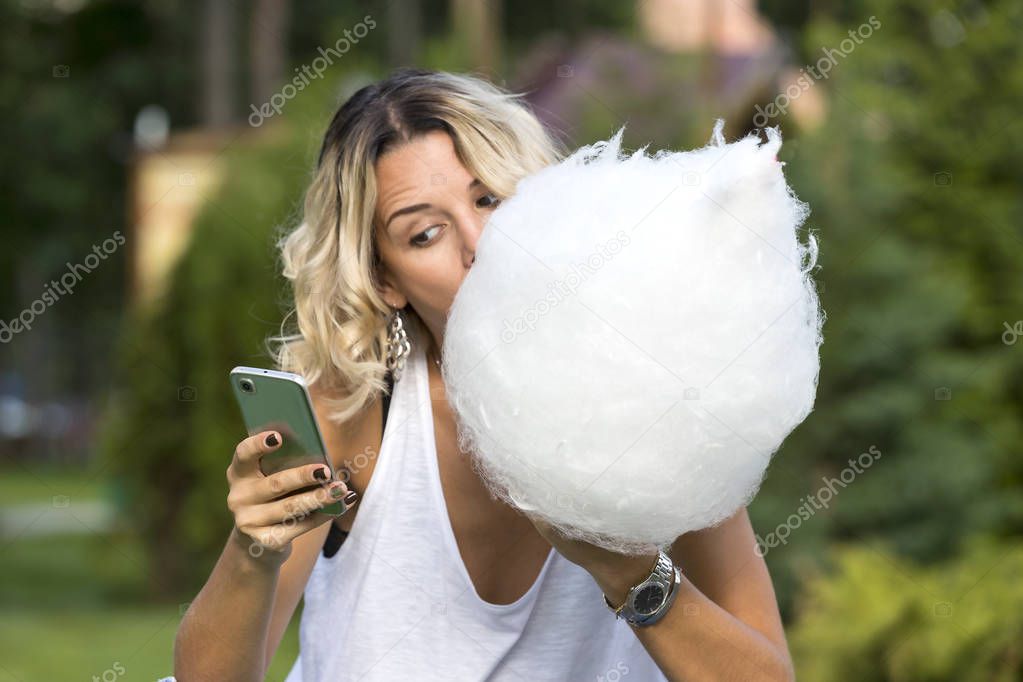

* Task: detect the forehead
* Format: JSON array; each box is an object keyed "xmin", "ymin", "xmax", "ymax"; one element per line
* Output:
[{"xmin": 375, "ymin": 130, "xmax": 470, "ymax": 206}]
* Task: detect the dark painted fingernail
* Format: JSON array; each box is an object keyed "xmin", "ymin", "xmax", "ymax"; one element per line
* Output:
[
  {"xmin": 313, "ymin": 466, "xmax": 329, "ymax": 481},
  {"xmin": 343, "ymin": 491, "xmax": 358, "ymax": 505},
  {"xmin": 265, "ymin": 433, "xmax": 279, "ymax": 447},
  {"xmin": 330, "ymin": 485, "xmax": 346, "ymax": 499}
]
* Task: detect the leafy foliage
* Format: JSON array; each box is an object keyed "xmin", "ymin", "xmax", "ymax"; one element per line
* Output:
[
  {"xmin": 749, "ymin": 0, "xmax": 1023, "ymax": 617},
  {"xmin": 96, "ymin": 75, "xmax": 353, "ymax": 594},
  {"xmin": 791, "ymin": 539, "xmax": 1023, "ymax": 681}
]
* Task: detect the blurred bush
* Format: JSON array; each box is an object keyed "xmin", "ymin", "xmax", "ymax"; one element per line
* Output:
[
  {"xmin": 791, "ymin": 538, "xmax": 1023, "ymax": 681},
  {"xmin": 94, "ymin": 1, "xmax": 1023, "ymax": 618},
  {"xmin": 750, "ymin": 0, "xmax": 1023, "ymax": 614},
  {"xmin": 95, "ymin": 73, "xmax": 366, "ymax": 595}
]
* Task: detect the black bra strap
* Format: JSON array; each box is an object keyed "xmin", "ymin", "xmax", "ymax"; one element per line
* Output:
[
  {"xmin": 322, "ymin": 370, "xmax": 394, "ymax": 558},
  {"xmin": 380, "ymin": 370, "xmax": 394, "ymax": 434}
]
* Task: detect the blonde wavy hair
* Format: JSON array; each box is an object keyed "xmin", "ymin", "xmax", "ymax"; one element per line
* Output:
[{"xmin": 270, "ymin": 68, "xmax": 565, "ymax": 426}]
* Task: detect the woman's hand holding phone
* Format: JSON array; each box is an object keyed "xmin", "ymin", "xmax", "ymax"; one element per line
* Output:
[{"xmin": 226, "ymin": 430, "xmax": 356, "ymax": 567}]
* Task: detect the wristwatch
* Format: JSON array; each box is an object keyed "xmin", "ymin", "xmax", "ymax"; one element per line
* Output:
[{"xmin": 603, "ymin": 550, "xmax": 681, "ymax": 627}]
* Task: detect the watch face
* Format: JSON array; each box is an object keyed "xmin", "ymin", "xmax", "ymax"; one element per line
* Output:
[{"xmin": 634, "ymin": 584, "xmax": 665, "ymax": 615}]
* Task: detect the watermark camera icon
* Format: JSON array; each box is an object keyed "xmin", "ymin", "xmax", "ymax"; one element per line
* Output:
[{"xmin": 1002, "ymin": 321, "xmax": 1022, "ymax": 345}]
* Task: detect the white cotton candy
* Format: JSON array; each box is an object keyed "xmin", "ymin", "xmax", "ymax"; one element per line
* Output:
[{"xmin": 441, "ymin": 120, "xmax": 823, "ymax": 555}]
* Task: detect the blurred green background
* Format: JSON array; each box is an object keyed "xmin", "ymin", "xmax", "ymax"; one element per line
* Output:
[{"xmin": 1, "ymin": 0, "xmax": 1021, "ymax": 680}]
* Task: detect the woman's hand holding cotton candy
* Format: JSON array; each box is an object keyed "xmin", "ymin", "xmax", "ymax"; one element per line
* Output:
[
  {"xmin": 442, "ymin": 119, "xmax": 824, "ymax": 556},
  {"xmin": 526, "ymin": 512, "xmax": 659, "ymax": 604}
]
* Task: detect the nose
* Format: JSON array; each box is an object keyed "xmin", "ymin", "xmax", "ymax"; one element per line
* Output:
[{"xmin": 457, "ymin": 208, "xmax": 485, "ymax": 269}]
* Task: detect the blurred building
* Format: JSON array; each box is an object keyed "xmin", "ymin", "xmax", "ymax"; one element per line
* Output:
[
  {"xmin": 127, "ymin": 0, "xmax": 289, "ymax": 309},
  {"xmin": 127, "ymin": 0, "xmax": 823, "ymax": 308},
  {"xmin": 127, "ymin": 129, "xmax": 229, "ymax": 308},
  {"xmin": 516, "ymin": 0, "xmax": 824, "ymax": 144}
]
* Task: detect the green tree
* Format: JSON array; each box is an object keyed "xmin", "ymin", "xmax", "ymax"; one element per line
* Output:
[
  {"xmin": 791, "ymin": 539, "xmax": 1023, "ymax": 681},
  {"xmin": 96, "ymin": 73, "xmax": 374, "ymax": 595},
  {"xmin": 749, "ymin": 0, "xmax": 1023, "ymax": 613}
]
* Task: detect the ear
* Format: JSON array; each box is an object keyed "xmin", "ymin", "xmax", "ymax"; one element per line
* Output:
[{"xmin": 375, "ymin": 260, "xmax": 408, "ymax": 310}]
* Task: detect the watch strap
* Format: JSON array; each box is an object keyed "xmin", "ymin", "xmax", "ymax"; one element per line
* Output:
[{"xmin": 603, "ymin": 550, "xmax": 680, "ymax": 627}]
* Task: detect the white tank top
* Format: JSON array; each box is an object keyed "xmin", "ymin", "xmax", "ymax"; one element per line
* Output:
[{"xmin": 283, "ymin": 341, "xmax": 669, "ymax": 681}]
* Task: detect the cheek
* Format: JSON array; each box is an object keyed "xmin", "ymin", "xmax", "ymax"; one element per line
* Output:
[{"xmin": 403, "ymin": 255, "xmax": 463, "ymax": 305}]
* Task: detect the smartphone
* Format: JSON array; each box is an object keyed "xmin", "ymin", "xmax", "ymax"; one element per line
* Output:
[{"xmin": 229, "ymin": 366, "xmax": 343, "ymax": 516}]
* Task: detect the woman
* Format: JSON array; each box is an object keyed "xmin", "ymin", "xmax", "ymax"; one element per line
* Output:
[{"xmin": 173, "ymin": 68, "xmax": 795, "ymax": 681}]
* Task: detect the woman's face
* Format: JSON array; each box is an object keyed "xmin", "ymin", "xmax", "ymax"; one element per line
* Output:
[{"xmin": 374, "ymin": 129, "xmax": 502, "ymax": 351}]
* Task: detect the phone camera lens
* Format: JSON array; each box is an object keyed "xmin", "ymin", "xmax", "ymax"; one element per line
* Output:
[{"xmin": 240, "ymin": 378, "xmax": 255, "ymax": 394}]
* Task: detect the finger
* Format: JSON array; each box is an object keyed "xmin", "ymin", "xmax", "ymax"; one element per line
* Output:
[
  {"xmin": 256, "ymin": 463, "xmax": 334, "ymax": 503},
  {"xmin": 245, "ymin": 512, "xmax": 336, "ymax": 555},
  {"xmin": 241, "ymin": 481, "xmax": 351, "ymax": 528},
  {"xmin": 229, "ymin": 462, "xmax": 330, "ymax": 510},
  {"xmin": 231, "ymin": 430, "xmax": 282, "ymax": 478}
]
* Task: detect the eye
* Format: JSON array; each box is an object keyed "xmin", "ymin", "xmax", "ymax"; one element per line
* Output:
[
  {"xmin": 410, "ymin": 224, "xmax": 443, "ymax": 248},
  {"xmin": 476, "ymin": 192, "xmax": 501, "ymax": 209}
]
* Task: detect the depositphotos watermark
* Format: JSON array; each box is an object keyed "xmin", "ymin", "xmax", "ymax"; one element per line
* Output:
[
  {"xmin": 1002, "ymin": 320, "xmax": 1022, "ymax": 345},
  {"xmin": 247, "ymin": 487, "xmax": 329, "ymax": 559},
  {"xmin": 91, "ymin": 661, "xmax": 126, "ymax": 682},
  {"xmin": 755, "ymin": 445, "xmax": 882, "ymax": 556},
  {"xmin": 753, "ymin": 15, "xmax": 881, "ymax": 127},
  {"xmin": 1, "ymin": 230, "xmax": 126, "ymax": 343},
  {"xmin": 596, "ymin": 661, "xmax": 630, "ymax": 682},
  {"xmin": 248, "ymin": 15, "xmax": 377, "ymax": 127},
  {"xmin": 500, "ymin": 230, "xmax": 632, "ymax": 343}
]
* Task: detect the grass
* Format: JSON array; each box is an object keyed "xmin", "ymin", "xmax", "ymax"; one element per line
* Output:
[
  {"xmin": 0, "ymin": 463, "xmax": 107, "ymax": 506},
  {"xmin": 0, "ymin": 467, "xmax": 300, "ymax": 681},
  {"xmin": 0, "ymin": 606, "xmax": 301, "ymax": 681}
]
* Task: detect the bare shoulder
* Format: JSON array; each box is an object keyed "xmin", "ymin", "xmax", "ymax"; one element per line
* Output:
[{"xmin": 307, "ymin": 383, "xmax": 384, "ymax": 533}]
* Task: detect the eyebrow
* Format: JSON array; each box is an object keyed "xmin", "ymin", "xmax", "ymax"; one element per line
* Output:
[{"xmin": 384, "ymin": 179, "xmax": 482, "ymax": 233}]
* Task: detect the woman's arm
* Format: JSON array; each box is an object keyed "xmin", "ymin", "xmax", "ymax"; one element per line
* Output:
[
  {"xmin": 173, "ymin": 430, "xmax": 351, "ymax": 681},
  {"xmin": 174, "ymin": 526, "xmax": 301, "ymax": 681},
  {"xmin": 261, "ymin": 519, "xmax": 335, "ymax": 672},
  {"xmin": 592, "ymin": 507, "xmax": 794, "ymax": 682},
  {"xmin": 175, "ymin": 388, "xmax": 373, "ymax": 680}
]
